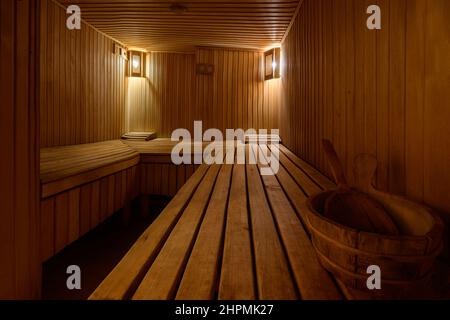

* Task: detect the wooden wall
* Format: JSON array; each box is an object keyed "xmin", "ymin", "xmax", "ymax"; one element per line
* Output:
[
  {"xmin": 127, "ymin": 52, "xmax": 196, "ymax": 137},
  {"xmin": 41, "ymin": 0, "xmax": 282, "ymax": 144},
  {"xmin": 280, "ymin": 0, "xmax": 450, "ymax": 214},
  {"xmin": 127, "ymin": 47, "xmax": 280, "ymax": 136},
  {"xmin": 195, "ymin": 47, "xmax": 280, "ymax": 133},
  {"xmin": 40, "ymin": 0, "xmax": 127, "ymax": 147},
  {"xmin": 0, "ymin": 0, "xmax": 40, "ymax": 299}
]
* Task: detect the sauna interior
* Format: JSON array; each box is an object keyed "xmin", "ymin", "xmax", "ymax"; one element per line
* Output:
[{"xmin": 1, "ymin": 0, "xmax": 449, "ymax": 301}]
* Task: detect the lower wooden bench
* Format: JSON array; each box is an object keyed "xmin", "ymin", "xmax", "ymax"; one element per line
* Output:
[
  {"xmin": 90, "ymin": 144, "xmax": 342, "ymax": 300},
  {"xmin": 40, "ymin": 139, "xmax": 205, "ymax": 262}
]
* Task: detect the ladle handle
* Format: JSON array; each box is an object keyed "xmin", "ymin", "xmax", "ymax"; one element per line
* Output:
[
  {"xmin": 353, "ymin": 153, "xmax": 378, "ymax": 193},
  {"xmin": 322, "ymin": 139, "xmax": 349, "ymax": 189}
]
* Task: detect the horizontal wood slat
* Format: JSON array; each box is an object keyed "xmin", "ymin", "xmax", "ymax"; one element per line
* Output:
[{"xmin": 56, "ymin": 0, "xmax": 300, "ymax": 52}]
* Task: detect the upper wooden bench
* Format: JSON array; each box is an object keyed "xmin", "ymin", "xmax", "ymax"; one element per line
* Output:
[
  {"xmin": 90, "ymin": 144, "xmax": 343, "ymax": 300},
  {"xmin": 40, "ymin": 140, "xmax": 140, "ymax": 198}
]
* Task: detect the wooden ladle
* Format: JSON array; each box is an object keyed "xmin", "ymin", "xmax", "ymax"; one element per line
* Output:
[{"xmin": 322, "ymin": 139, "xmax": 399, "ymax": 235}]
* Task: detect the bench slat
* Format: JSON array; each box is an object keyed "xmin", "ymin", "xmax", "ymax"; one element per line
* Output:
[
  {"xmin": 176, "ymin": 165, "xmax": 233, "ymax": 300},
  {"xmin": 278, "ymin": 144, "xmax": 335, "ymax": 190},
  {"xmin": 41, "ymin": 149, "xmax": 136, "ymax": 174},
  {"xmin": 132, "ymin": 165, "xmax": 221, "ymax": 300},
  {"xmin": 219, "ymin": 165, "xmax": 256, "ymax": 300},
  {"xmin": 89, "ymin": 164, "xmax": 210, "ymax": 300},
  {"xmin": 40, "ymin": 140, "xmax": 140, "ymax": 198},
  {"xmin": 260, "ymin": 171, "xmax": 342, "ymax": 299},
  {"xmin": 246, "ymin": 162, "xmax": 298, "ymax": 299},
  {"xmin": 277, "ymin": 150, "xmax": 322, "ymax": 196},
  {"xmin": 41, "ymin": 157, "xmax": 139, "ymax": 198},
  {"xmin": 256, "ymin": 146, "xmax": 342, "ymax": 300}
]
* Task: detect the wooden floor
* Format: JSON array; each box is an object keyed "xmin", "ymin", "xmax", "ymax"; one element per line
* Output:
[{"xmin": 90, "ymin": 143, "xmax": 343, "ymax": 300}]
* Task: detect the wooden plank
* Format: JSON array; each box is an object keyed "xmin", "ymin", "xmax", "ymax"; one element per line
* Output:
[
  {"xmin": 114, "ymin": 171, "xmax": 123, "ymax": 211},
  {"xmin": 90, "ymin": 180, "xmax": 100, "ymax": 228},
  {"xmin": 176, "ymin": 165, "xmax": 232, "ymax": 299},
  {"xmin": 257, "ymin": 147, "xmax": 342, "ymax": 300},
  {"xmin": 423, "ymin": 0, "xmax": 450, "ymax": 213},
  {"xmin": 177, "ymin": 165, "xmax": 186, "ymax": 190},
  {"xmin": 40, "ymin": 0, "xmax": 127, "ymax": 147},
  {"xmin": 168, "ymin": 165, "xmax": 178, "ymax": 196},
  {"xmin": 41, "ymin": 156, "xmax": 139, "ymax": 198},
  {"xmin": 100, "ymin": 176, "xmax": 109, "ymax": 222},
  {"xmin": 13, "ymin": 0, "xmax": 41, "ymax": 298},
  {"xmin": 153, "ymin": 163, "xmax": 162, "ymax": 195},
  {"xmin": 40, "ymin": 197, "xmax": 55, "ymax": 261},
  {"xmin": 68, "ymin": 188, "xmax": 80, "ymax": 243},
  {"xmin": 246, "ymin": 163, "xmax": 298, "ymax": 299},
  {"xmin": 388, "ymin": 0, "xmax": 406, "ymax": 195},
  {"xmin": 107, "ymin": 174, "xmax": 116, "ymax": 217},
  {"xmin": 375, "ymin": 0, "xmax": 390, "ymax": 192},
  {"xmin": 90, "ymin": 164, "xmax": 209, "ymax": 300},
  {"xmin": 139, "ymin": 164, "xmax": 147, "ymax": 195},
  {"xmin": 131, "ymin": 166, "xmax": 139, "ymax": 199},
  {"xmin": 79, "ymin": 183, "xmax": 91, "ymax": 236},
  {"xmin": 120, "ymin": 169, "xmax": 127, "ymax": 205},
  {"xmin": 278, "ymin": 144, "xmax": 335, "ymax": 190},
  {"xmin": 146, "ymin": 164, "xmax": 154, "ymax": 194},
  {"xmin": 275, "ymin": 146, "xmax": 322, "ymax": 196},
  {"xmin": 54, "ymin": 192, "xmax": 69, "ymax": 253},
  {"xmin": 133, "ymin": 165, "xmax": 221, "ymax": 299},
  {"xmin": 161, "ymin": 164, "xmax": 169, "ymax": 196},
  {"xmin": 126, "ymin": 167, "xmax": 134, "ymax": 202},
  {"xmin": 218, "ymin": 165, "xmax": 255, "ymax": 300},
  {"xmin": 404, "ymin": 0, "xmax": 424, "ymax": 202}
]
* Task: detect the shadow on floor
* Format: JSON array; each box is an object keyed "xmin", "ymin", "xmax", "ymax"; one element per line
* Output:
[{"xmin": 42, "ymin": 195, "xmax": 171, "ymax": 300}]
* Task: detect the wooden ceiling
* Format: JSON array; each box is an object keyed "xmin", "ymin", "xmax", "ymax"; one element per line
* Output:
[{"xmin": 57, "ymin": 0, "xmax": 301, "ymax": 52}]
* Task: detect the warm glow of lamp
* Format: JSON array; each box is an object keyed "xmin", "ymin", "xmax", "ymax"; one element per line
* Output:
[
  {"xmin": 128, "ymin": 50, "xmax": 146, "ymax": 77},
  {"xmin": 132, "ymin": 56, "xmax": 140, "ymax": 69},
  {"xmin": 264, "ymin": 48, "xmax": 280, "ymax": 80}
]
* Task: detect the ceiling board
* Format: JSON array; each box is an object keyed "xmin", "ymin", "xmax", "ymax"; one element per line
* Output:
[{"xmin": 57, "ymin": 0, "xmax": 301, "ymax": 52}]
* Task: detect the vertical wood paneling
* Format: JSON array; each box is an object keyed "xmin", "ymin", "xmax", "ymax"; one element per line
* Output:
[
  {"xmin": 40, "ymin": 0, "xmax": 126, "ymax": 147},
  {"xmin": 423, "ymin": 0, "xmax": 450, "ymax": 213},
  {"xmin": 281, "ymin": 0, "xmax": 450, "ymax": 213},
  {"xmin": 128, "ymin": 52, "xmax": 196, "ymax": 137},
  {"xmin": 127, "ymin": 48, "xmax": 280, "ymax": 136},
  {"xmin": 0, "ymin": 0, "xmax": 40, "ymax": 299},
  {"xmin": 79, "ymin": 184, "xmax": 91, "ymax": 236},
  {"xmin": 68, "ymin": 188, "xmax": 80, "ymax": 243},
  {"xmin": 43, "ymin": 167, "xmax": 141, "ymax": 259},
  {"xmin": 40, "ymin": 198, "xmax": 55, "ymax": 262},
  {"xmin": 55, "ymin": 192, "xmax": 69, "ymax": 253}
]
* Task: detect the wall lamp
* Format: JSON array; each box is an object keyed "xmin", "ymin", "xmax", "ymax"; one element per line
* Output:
[
  {"xmin": 127, "ymin": 50, "xmax": 146, "ymax": 77},
  {"xmin": 264, "ymin": 47, "xmax": 280, "ymax": 80}
]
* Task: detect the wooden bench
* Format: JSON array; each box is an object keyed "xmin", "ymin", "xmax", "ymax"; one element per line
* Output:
[
  {"xmin": 40, "ymin": 140, "xmax": 141, "ymax": 261},
  {"xmin": 89, "ymin": 143, "xmax": 343, "ymax": 300},
  {"xmin": 41, "ymin": 140, "xmax": 140, "ymax": 198},
  {"xmin": 39, "ymin": 139, "xmax": 206, "ymax": 261}
]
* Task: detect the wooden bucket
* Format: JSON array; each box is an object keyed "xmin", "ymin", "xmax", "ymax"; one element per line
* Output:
[{"xmin": 306, "ymin": 154, "xmax": 445, "ymax": 298}]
